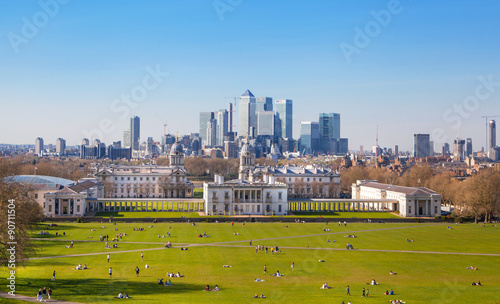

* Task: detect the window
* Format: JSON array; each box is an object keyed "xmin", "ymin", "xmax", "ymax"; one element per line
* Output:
[
  {"xmin": 408, "ymin": 206, "xmax": 412, "ymax": 214},
  {"xmin": 147, "ymin": 177, "xmax": 149, "ymax": 181},
  {"xmin": 278, "ymin": 205, "xmax": 282, "ymax": 212},
  {"xmin": 140, "ymin": 177, "xmax": 143, "ymax": 181},
  {"xmin": 134, "ymin": 177, "xmax": 137, "ymax": 181},
  {"xmin": 212, "ymin": 192, "xmax": 217, "ymax": 199},
  {"xmin": 319, "ymin": 178, "xmax": 322, "ymax": 182},
  {"xmin": 307, "ymin": 178, "xmax": 310, "ymax": 182},
  {"xmin": 115, "ymin": 177, "xmax": 117, "ymax": 181},
  {"xmin": 153, "ymin": 177, "xmax": 156, "ymax": 181},
  {"xmin": 48, "ymin": 205, "xmax": 52, "ymax": 212},
  {"xmin": 278, "ymin": 192, "xmax": 282, "ymax": 200},
  {"xmin": 77, "ymin": 205, "xmax": 80, "ymax": 212},
  {"xmin": 128, "ymin": 177, "xmax": 130, "ymax": 181},
  {"xmin": 266, "ymin": 192, "xmax": 271, "ymax": 199},
  {"xmin": 121, "ymin": 177, "xmax": 124, "ymax": 181},
  {"xmin": 435, "ymin": 206, "xmax": 438, "ymax": 214},
  {"xmin": 35, "ymin": 193, "xmax": 38, "ymax": 199},
  {"xmin": 224, "ymin": 192, "xmax": 229, "ymax": 199}
]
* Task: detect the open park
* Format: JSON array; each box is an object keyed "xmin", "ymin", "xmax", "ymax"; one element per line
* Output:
[{"xmin": 1, "ymin": 220, "xmax": 500, "ymax": 304}]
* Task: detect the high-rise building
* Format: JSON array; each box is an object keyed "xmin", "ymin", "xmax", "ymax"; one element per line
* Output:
[
  {"xmin": 394, "ymin": 145, "xmax": 399, "ymax": 156},
  {"xmin": 228, "ymin": 103, "xmax": 233, "ymax": 133},
  {"xmin": 275, "ymin": 99, "xmax": 293, "ymax": 139},
  {"xmin": 442, "ymin": 143, "xmax": 450, "ymax": 156},
  {"xmin": 130, "ymin": 116, "xmax": 140, "ymax": 150},
  {"xmin": 56, "ymin": 138, "xmax": 66, "ymax": 156},
  {"xmin": 319, "ymin": 113, "xmax": 341, "ymax": 154},
  {"xmin": 489, "ymin": 120, "xmax": 496, "ymax": 149},
  {"xmin": 215, "ymin": 110, "xmax": 228, "ymax": 146},
  {"xmin": 238, "ymin": 89, "xmax": 256, "ymax": 138},
  {"xmin": 199, "ymin": 112, "xmax": 214, "ymax": 146},
  {"xmin": 35, "ymin": 137, "xmax": 44, "ymax": 156},
  {"xmin": 300, "ymin": 121, "xmax": 319, "ymax": 155},
  {"xmin": 256, "ymin": 97, "xmax": 273, "ymax": 113},
  {"xmin": 257, "ymin": 111, "xmax": 276, "ymax": 137},
  {"xmin": 206, "ymin": 119, "xmax": 217, "ymax": 147},
  {"xmin": 465, "ymin": 138, "xmax": 473, "ymax": 156},
  {"xmin": 123, "ymin": 130, "xmax": 131, "ymax": 148},
  {"xmin": 413, "ymin": 134, "xmax": 431, "ymax": 158},
  {"xmin": 453, "ymin": 138, "xmax": 465, "ymax": 160}
]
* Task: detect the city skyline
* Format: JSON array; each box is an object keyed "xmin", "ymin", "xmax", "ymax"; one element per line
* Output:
[{"xmin": 1, "ymin": 1, "xmax": 500, "ymax": 150}]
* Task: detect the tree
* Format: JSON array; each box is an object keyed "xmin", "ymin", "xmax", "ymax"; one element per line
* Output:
[
  {"xmin": 466, "ymin": 169, "xmax": 500, "ymax": 223},
  {"xmin": 311, "ymin": 180, "xmax": 322, "ymax": 198},
  {"xmin": 0, "ymin": 158, "xmax": 43, "ymax": 267},
  {"xmin": 293, "ymin": 179, "xmax": 306, "ymax": 198}
]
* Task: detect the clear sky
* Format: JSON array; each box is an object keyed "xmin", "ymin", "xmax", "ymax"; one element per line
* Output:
[{"xmin": 1, "ymin": 0, "xmax": 500, "ymax": 151}]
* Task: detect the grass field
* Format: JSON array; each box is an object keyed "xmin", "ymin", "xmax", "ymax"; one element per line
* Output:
[{"xmin": 2, "ymin": 222, "xmax": 499, "ymax": 304}]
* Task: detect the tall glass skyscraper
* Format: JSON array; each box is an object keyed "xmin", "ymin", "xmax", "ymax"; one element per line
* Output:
[
  {"xmin": 199, "ymin": 112, "xmax": 214, "ymax": 146},
  {"xmin": 413, "ymin": 134, "xmax": 431, "ymax": 158},
  {"xmin": 318, "ymin": 113, "xmax": 340, "ymax": 154},
  {"xmin": 256, "ymin": 97, "xmax": 273, "ymax": 113},
  {"xmin": 130, "ymin": 116, "xmax": 140, "ymax": 150},
  {"xmin": 239, "ymin": 89, "xmax": 256, "ymax": 138},
  {"xmin": 275, "ymin": 99, "xmax": 293, "ymax": 139},
  {"xmin": 300, "ymin": 122, "xmax": 319, "ymax": 155},
  {"xmin": 257, "ymin": 111, "xmax": 276, "ymax": 137},
  {"xmin": 215, "ymin": 109, "xmax": 228, "ymax": 146}
]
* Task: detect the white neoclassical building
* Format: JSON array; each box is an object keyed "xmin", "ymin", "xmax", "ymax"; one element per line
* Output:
[
  {"xmin": 95, "ymin": 141, "xmax": 194, "ymax": 199},
  {"xmin": 352, "ymin": 180, "xmax": 441, "ymax": 217},
  {"xmin": 203, "ymin": 141, "xmax": 288, "ymax": 215},
  {"xmin": 44, "ymin": 180, "xmax": 99, "ymax": 217}
]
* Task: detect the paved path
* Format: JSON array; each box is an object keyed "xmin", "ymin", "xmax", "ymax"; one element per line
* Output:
[{"xmin": 0, "ymin": 291, "xmax": 81, "ymax": 304}]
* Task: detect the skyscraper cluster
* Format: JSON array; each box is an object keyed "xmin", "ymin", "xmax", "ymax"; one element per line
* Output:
[{"xmin": 300, "ymin": 113, "xmax": 348, "ymax": 155}]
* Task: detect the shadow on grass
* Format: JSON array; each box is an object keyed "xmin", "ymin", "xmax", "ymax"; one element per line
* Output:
[
  {"xmin": 13, "ymin": 277, "xmax": 202, "ymax": 302},
  {"xmin": 96, "ymin": 212, "xmax": 124, "ymax": 218}
]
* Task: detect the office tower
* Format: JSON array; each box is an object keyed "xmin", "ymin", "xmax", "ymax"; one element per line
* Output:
[
  {"xmin": 256, "ymin": 97, "xmax": 273, "ymax": 113},
  {"xmin": 199, "ymin": 112, "xmax": 214, "ymax": 146},
  {"xmin": 238, "ymin": 89, "xmax": 256, "ymax": 138},
  {"xmin": 466, "ymin": 138, "xmax": 473, "ymax": 157},
  {"xmin": 413, "ymin": 134, "xmax": 431, "ymax": 158},
  {"xmin": 257, "ymin": 111, "xmax": 276, "ymax": 137},
  {"xmin": 35, "ymin": 137, "xmax": 44, "ymax": 156},
  {"xmin": 123, "ymin": 130, "xmax": 131, "ymax": 148},
  {"xmin": 300, "ymin": 121, "xmax": 319, "ymax": 155},
  {"xmin": 56, "ymin": 138, "xmax": 66, "ymax": 156},
  {"xmin": 490, "ymin": 120, "xmax": 496, "ymax": 149},
  {"xmin": 319, "ymin": 113, "xmax": 340, "ymax": 139},
  {"xmin": 442, "ymin": 143, "xmax": 450, "ymax": 156},
  {"xmin": 394, "ymin": 145, "xmax": 399, "ymax": 156},
  {"xmin": 360, "ymin": 145, "xmax": 364, "ymax": 154},
  {"xmin": 206, "ymin": 119, "xmax": 217, "ymax": 146},
  {"xmin": 319, "ymin": 113, "xmax": 341, "ymax": 154},
  {"xmin": 82, "ymin": 138, "xmax": 89, "ymax": 145},
  {"xmin": 453, "ymin": 138, "xmax": 465, "ymax": 160},
  {"xmin": 275, "ymin": 99, "xmax": 293, "ymax": 139},
  {"xmin": 215, "ymin": 109, "xmax": 228, "ymax": 146},
  {"xmin": 130, "ymin": 116, "xmax": 140, "ymax": 150},
  {"xmin": 429, "ymin": 141, "xmax": 434, "ymax": 156}
]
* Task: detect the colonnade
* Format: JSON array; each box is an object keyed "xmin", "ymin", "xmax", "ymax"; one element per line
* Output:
[{"xmin": 89, "ymin": 200, "xmax": 205, "ymax": 212}]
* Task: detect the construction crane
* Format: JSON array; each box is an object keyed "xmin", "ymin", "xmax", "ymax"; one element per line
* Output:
[
  {"xmin": 481, "ymin": 115, "xmax": 500, "ymax": 151},
  {"xmin": 157, "ymin": 116, "xmax": 168, "ymax": 136}
]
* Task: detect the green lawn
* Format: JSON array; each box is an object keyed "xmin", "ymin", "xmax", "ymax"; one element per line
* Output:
[{"xmin": 2, "ymin": 222, "xmax": 499, "ymax": 304}]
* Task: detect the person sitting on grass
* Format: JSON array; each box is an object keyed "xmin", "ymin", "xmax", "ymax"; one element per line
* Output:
[
  {"xmin": 385, "ymin": 290, "xmax": 389, "ymax": 295},
  {"xmin": 390, "ymin": 270, "xmax": 397, "ymax": 275},
  {"xmin": 124, "ymin": 292, "xmax": 129, "ymax": 299},
  {"xmin": 321, "ymin": 282, "xmax": 331, "ymax": 289},
  {"xmin": 371, "ymin": 279, "xmax": 378, "ymax": 285},
  {"xmin": 390, "ymin": 289, "xmax": 394, "ymax": 295},
  {"xmin": 204, "ymin": 285, "xmax": 211, "ymax": 291},
  {"xmin": 212, "ymin": 285, "xmax": 219, "ymax": 291},
  {"xmin": 165, "ymin": 279, "xmax": 173, "ymax": 286},
  {"xmin": 116, "ymin": 292, "xmax": 123, "ymax": 299},
  {"xmin": 274, "ymin": 270, "xmax": 283, "ymax": 277},
  {"xmin": 253, "ymin": 294, "xmax": 259, "ymax": 298},
  {"xmin": 158, "ymin": 278, "xmax": 164, "ymax": 285},
  {"xmin": 260, "ymin": 294, "xmax": 266, "ymax": 298}
]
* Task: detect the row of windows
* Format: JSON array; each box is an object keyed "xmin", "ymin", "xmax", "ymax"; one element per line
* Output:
[
  {"xmin": 115, "ymin": 176, "xmax": 157, "ymax": 181},
  {"xmin": 212, "ymin": 192, "xmax": 283, "ymax": 200}
]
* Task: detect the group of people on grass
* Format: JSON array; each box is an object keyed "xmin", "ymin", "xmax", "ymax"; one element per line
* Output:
[
  {"xmin": 115, "ymin": 292, "xmax": 130, "ymax": 299},
  {"xmin": 75, "ymin": 264, "xmax": 87, "ymax": 270},
  {"xmin": 204, "ymin": 284, "xmax": 219, "ymax": 291},
  {"xmin": 36, "ymin": 287, "xmax": 51, "ymax": 302}
]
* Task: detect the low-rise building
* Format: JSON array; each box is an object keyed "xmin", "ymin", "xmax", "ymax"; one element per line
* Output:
[{"xmin": 352, "ymin": 180, "xmax": 441, "ymax": 217}]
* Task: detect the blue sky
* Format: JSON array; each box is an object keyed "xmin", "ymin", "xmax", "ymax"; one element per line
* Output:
[{"xmin": 1, "ymin": 0, "xmax": 500, "ymax": 151}]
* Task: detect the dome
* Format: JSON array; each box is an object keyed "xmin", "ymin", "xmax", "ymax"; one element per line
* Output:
[{"xmin": 170, "ymin": 141, "xmax": 184, "ymax": 155}]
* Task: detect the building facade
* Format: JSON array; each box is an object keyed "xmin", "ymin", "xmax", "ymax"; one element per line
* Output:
[
  {"xmin": 413, "ymin": 134, "xmax": 431, "ymax": 158},
  {"xmin": 35, "ymin": 137, "xmax": 44, "ymax": 156},
  {"xmin": 275, "ymin": 99, "xmax": 293, "ymax": 139},
  {"xmin": 352, "ymin": 180, "xmax": 441, "ymax": 217}
]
